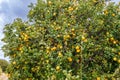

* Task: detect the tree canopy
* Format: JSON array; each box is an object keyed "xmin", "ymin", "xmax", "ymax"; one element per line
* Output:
[{"xmin": 2, "ymin": 0, "xmax": 120, "ymax": 80}]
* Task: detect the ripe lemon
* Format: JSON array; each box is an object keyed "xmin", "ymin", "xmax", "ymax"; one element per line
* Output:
[
  {"xmin": 96, "ymin": 77, "xmax": 100, "ymax": 80},
  {"xmin": 110, "ymin": 37, "xmax": 114, "ymax": 41},
  {"xmin": 118, "ymin": 59, "xmax": 120, "ymax": 63},
  {"xmin": 56, "ymin": 66, "xmax": 60, "ymax": 71},
  {"xmin": 82, "ymin": 36, "xmax": 86, "ymax": 40},
  {"xmin": 118, "ymin": 52, "xmax": 120, "ymax": 55},
  {"xmin": 67, "ymin": 57, "xmax": 72, "ymax": 62},
  {"xmin": 48, "ymin": 1, "xmax": 52, "ymax": 5},
  {"xmin": 51, "ymin": 47, "xmax": 56, "ymax": 51},
  {"xmin": 112, "ymin": 13, "xmax": 115, "ymax": 17},
  {"xmin": 58, "ymin": 52, "xmax": 63, "ymax": 57},
  {"xmin": 71, "ymin": 28, "xmax": 75, "ymax": 32},
  {"xmin": 113, "ymin": 41, "xmax": 117, "ymax": 44},
  {"xmin": 13, "ymin": 61, "xmax": 16, "ymax": 65},
  {"xmin": 113, "ymin": 57, "xmax": 117, "ymax": 61},
  {"xmin": 76, "ymin": 49, "xmax": 81, "ymax": 53},
  {"xmin": 75, "ymin": 46, "xmax": 80, "ymax": 50}
]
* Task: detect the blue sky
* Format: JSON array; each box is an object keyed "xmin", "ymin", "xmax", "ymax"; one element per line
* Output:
[{"xmin": 0, "ymin": 0, "xmax": 119, "ymax": 61}]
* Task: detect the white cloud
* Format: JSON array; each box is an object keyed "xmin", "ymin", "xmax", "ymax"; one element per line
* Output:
[{"xmin": 0, "ymin": 0, "xmax": 3, "ymax": 3}]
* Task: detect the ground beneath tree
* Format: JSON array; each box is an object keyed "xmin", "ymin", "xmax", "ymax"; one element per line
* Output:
[{"xmin": 0, "ymin": 73, "xmax": 8, "ymax": 80}]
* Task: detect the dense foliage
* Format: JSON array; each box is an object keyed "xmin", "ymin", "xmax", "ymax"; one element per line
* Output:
[
  {"xmin": 0, "ymin": 59, "xmax": 9, "ymax": 72},
  {"xmin": 2, "ymin": 0, "xmax": 120, "ymax": 80}
]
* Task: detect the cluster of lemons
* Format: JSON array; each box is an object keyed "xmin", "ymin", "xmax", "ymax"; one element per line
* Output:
[
  {"xmin": 75, "ymin": 46, "xmax": 81, "ymax": 53},
  {"xmin": 109, "ymin": 37, "xmax": 120, "ymax": 63},
  {"xmin": 11, "ymin": 32, "xmax": 30, "ymax": 66},
  {"xmin": 46, "ymin": 44, "xmax": 81, "ymax": 71},
  {"xmin": 31, "ymin": 66, "xmax": 40, "ymax": 72},
  {"xmin": 47, "ymin": 37, "xmax": 82, "ymax": 72},
  {"xmin": 48, "ymin": 0, "xmax": 78, "ymax": 12},
  {"xmin": 104, "ymin": 10, "xmax": 116, "ymax": 17},
  {"xmin": 63, "ymin": 34, "xmax": 71, "ymax": 41},
  {"xmin": 109, "ymin": 37, "xmax": 118, "ymax": 44},
  {"xmin": 104, "ymin": 10, "xmax": 108, "ymax": 15},
  {"xmin": 20, "ymin": 32, "xmax": 29, "ymax": 42}
]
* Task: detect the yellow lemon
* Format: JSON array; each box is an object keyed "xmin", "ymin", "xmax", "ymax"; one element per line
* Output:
[
  {"xmin": 113, "ymin": 57, "xmax": 117, "ymax": 61},
  {"xmin": 46, "ymin": 47, "xmax": 50, "ymax": 50},
  {"xmin": 82, "ymin": 36, "xmax": 86, "ymax": 41},
  {"xmin": 112, "ymin": 13, "xmax": 115, "ymax": 17},
  {"xmin": 118, "ymin": 52, "xmax": 120, "ymax": 55},
  {"xmin": 76, "ymin": 49, "xmax": 81, "ymax": 53},
  {"xmin": 96, "ymin": 77, "xmax": 100, "ymax": 80},
  {"xmin": 71, "ymin": 28, "xmax": 75, "ymax": 32},
  {"xmin": 113, "ymin": 41, "xmax": 117, "ymax": 44},
  {"xmin": 67, "ymin": 57, "xmax": 72, "ymax": 62},
  {"xmin": 46, "ymin": 60, "xmax": 49, "ymax": 63},
  {"xmin": 83, "ymin": 39, "xmax": 88, "ymax": 42},
  {"xmin": 57, "ymin": 35, "xmax": 60, "ymax": 37},
  {"xmin": 68, "ymin": 7, "xmax": 73, "ymax": 11},
  {"xmin": 13, "ymin": 61, "xmax": 16, "ymax": 65},
  {"xmin": 59, "ymin": 45, "xmax": 63, "ymax": 49},
  {"xmin": 53, "ymin": 13, "xmax": 56, "ymax": 16},
  {"xmin": 46, "ymin": 50, "xmax": 50, "ymax": 54},
  {"xmin": 104, "ymin": 10, "xmax": 108, "ymax": 15},
  {"xmin": 110, "ymin": 37, "xmax": 114, "ymax": 41},
  {"xmin": 66, "ymin": 35, "xmax": 70, "ymax": 38},
  {"xmin": 75, "ymin": 46, "xmax": 80, "ymax": 50},
  {"xmin": 51, "ymin": 47, "xmax": 57, "ymax": 51},
  {"xmin": 118, "ymin": 59, "xmax": 120, "ymax": 63},
  {"xmin": 106, "ymin": 32, "xmax": 109, "ymax": 35},
  {"xmin": 56, "ymin": 66, "xmax": 60, "ymax": 70},
  {"xmin": 58, "ymin": 52, "xmax": 63, "ymax": 57},
  {"xmin": 48, "ymin": 1, "xmax": 52, "ymax": 5}
]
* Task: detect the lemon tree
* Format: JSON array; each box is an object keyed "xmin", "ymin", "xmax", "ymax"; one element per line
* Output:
[{"xmin": 2, "ymin": 0, "xmax": 120, "ymax": 80}]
